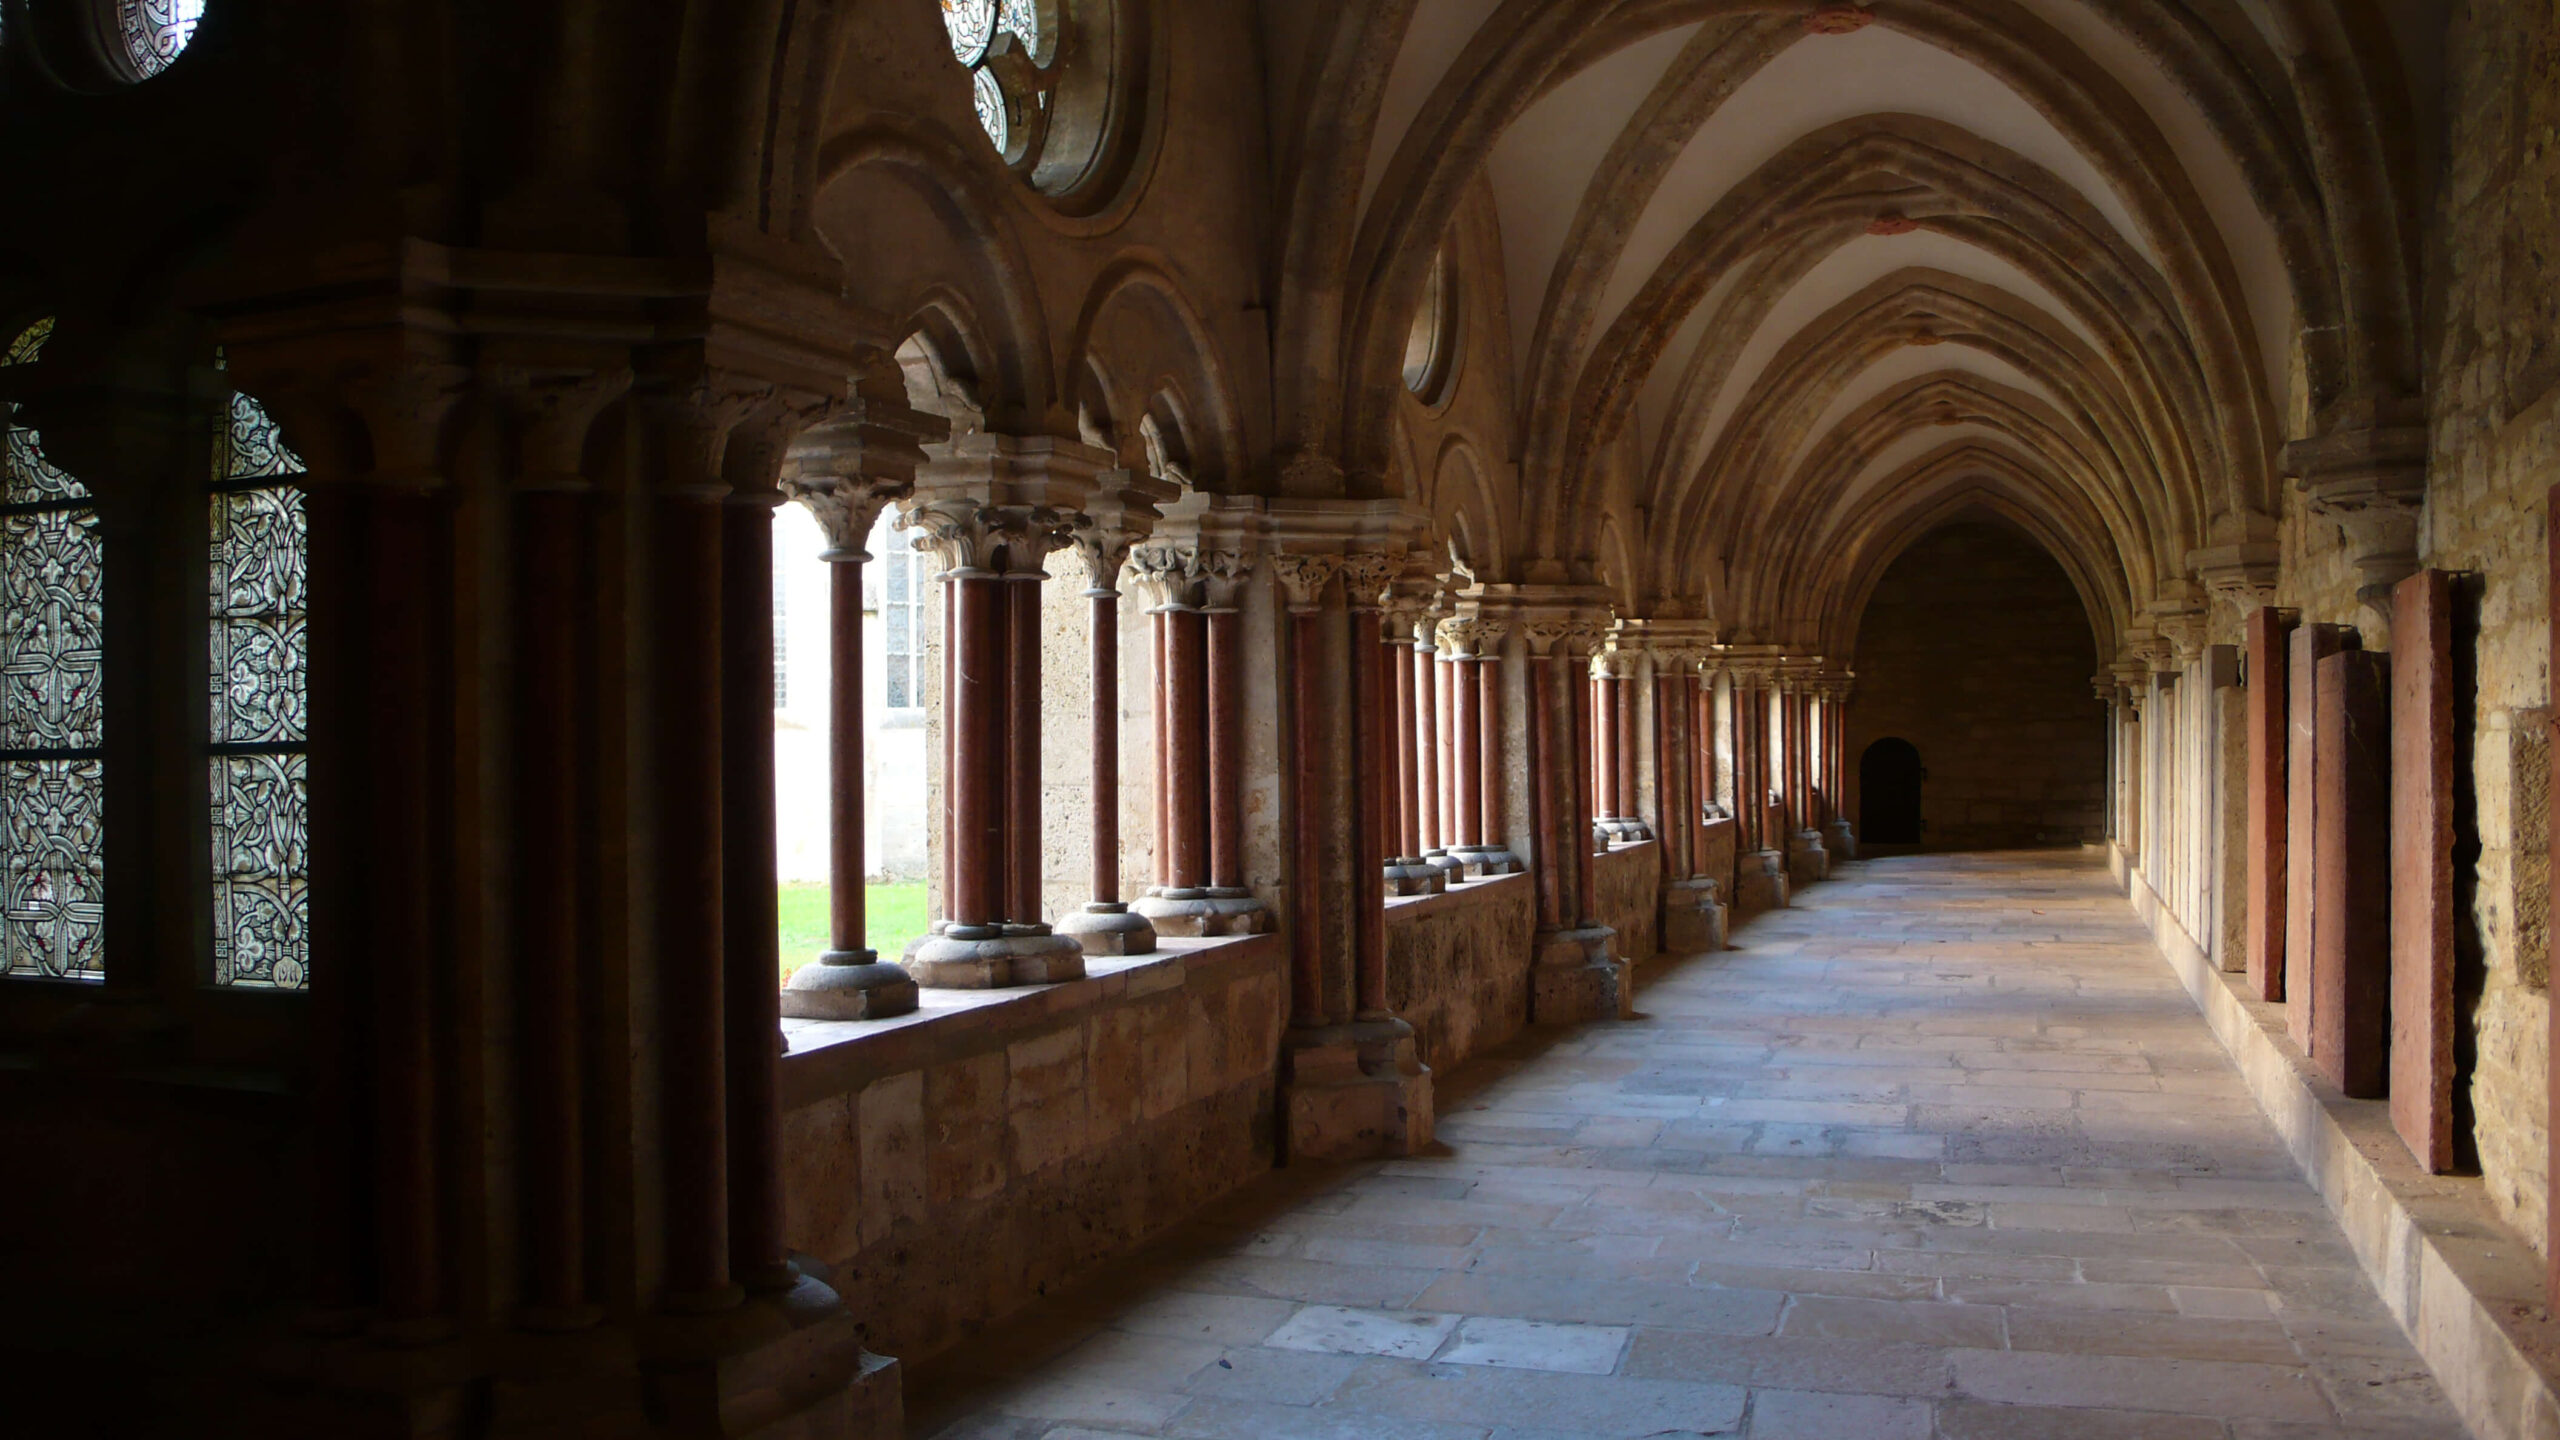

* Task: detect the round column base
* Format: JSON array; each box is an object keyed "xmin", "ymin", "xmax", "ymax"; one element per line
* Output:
[
  {"xmin": 907, "ymin": 929, "xmax": 1088, "ymax": 989},
  {"xmin": 1384, "ymin": 859, "xmax": 1445, "ymax": 897},
  {"xmin": 1423, "ymin": 850, "xmax": 1469, "ymax": 881},
  {"xmin": 781, "ymin": 953, "xmax": 920, "ymax": 1021},
  {"xmin": 1059, "ymin": 903, "xmax": 1159, "ymax": 956},
  {"xmin": 1137, "ymin": 891, "xmax": 1275, "ymax": 937}
]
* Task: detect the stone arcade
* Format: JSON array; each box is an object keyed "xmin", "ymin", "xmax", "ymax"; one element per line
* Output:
[{"xmin": 4, "ymin": 2, "xmax": 2559, "ymax": 1438}]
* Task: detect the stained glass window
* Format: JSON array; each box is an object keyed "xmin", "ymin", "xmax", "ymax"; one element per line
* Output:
[
  {"xmin": 1, "ymin": 318, "xmax": 106, "ymax": 982},
  {"xmin": 119, "ymin": 0, "xmax": 205, "ymax": 80},
  {"xmin": 940, "ymin": 0, "xmax": 1057, "ymax": 158},
  {"xmin": 209, "ymin": 389, "xmax": 308, "ymax": 989}
]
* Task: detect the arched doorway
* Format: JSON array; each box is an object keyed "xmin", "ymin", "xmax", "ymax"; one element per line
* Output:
[{"xmin": 1861, "ymin": 738, "xmax": 1924, "ymax": 845}]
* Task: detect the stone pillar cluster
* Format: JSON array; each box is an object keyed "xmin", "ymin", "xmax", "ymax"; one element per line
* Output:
[
  {"xmin": 209, "ymin": 242, "xmax": 936, "ymax": 1434},
  {"xmin": 1129, "ymin": 541, "xmax": 1273, "ymax": 937}
]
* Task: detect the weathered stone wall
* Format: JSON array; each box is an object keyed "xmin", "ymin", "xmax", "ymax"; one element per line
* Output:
[
  {"xmin": 779, "ymin": 936, "xmax": 1286, "ymax": 1363},
  {"xmin": 1385, "ymin": 873, "xmax": 1537, "ymax": 1074},
  {"xmin": 1594, "ymin": 839, "xmax": 1662, "ymax": 964},
  {"xmin": 1845, "ymin": 521, "xmax": 2109, "ymax": 851},
  {"xmin": 2411, "ymin": 0, "xmax": 2560, "ymax": 1254},
  {"xmin": 1699, "ymin": 816, "xmax": 1739, "ymax": 906}
]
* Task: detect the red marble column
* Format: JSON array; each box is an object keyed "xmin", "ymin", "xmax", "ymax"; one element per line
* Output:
[
  {"xmin": 2391, "ymin": 572, "xmax": 2457, "ymax": 1170},
  {"xmin": 1693, "ymin": 669, "xmax": 1714, "ymax": 867},
  {"xmin": 1532, "ymin": 650, "xmax": 1565, "ymax": 931},
  {"xmin": 371, "ymin": 483, "xmax": 450, "ymax": 1330},
  {"xmin": 1657, "ymin": 664, "xmax": 1688, "ymax": 877},
  {"xmin": 1153, "ymin": 608, "xmax": 1171, "ymax": 893},
  {"xmin": 828, "ymin": 557, "xmax": 870, "ymax": 956},
  {"xmin": 1006, "ymin": 568, "xmax": 1045, "ymax": 924},
  {"xmin": 1288, "ymin": 593, "xmax": 1330, "ymax": 1024},
  {"xmin": 1351, "ymin": 585, "xmax": 1392, "ymax": 1017},
  {"xmin": 513, "ymin": 485, "xmax": 589, "ymax": 1326},
  {"xmin": 1478, "ymin": 640, "xmax": 1505, "ymax": 854},
  {"xmin": 1087, "ymin": 586, "xmax": 1121, "ymax": 905},
  {"xmin": 651, "ymin": 484, "xmax": 732, "ymax": 1308},
  {"xmin": 1393, "ymin": 624, "xmax": 1421, "ymax": 861},
  {"xmin": 1572, "ymin": 643, "xmax": 1599, "ymax": 921},
  {"xmin": 1416, "ymin": 636, "xmax": 1441, "ymax": 856},
  {"xmin": 1168, "ymin": 605, "xmax": 1210, "ymax": 892},
  {"xmin": 948, "ymin": 572, "xmax": 1006, "ymax": 933},
  {"xmin": 2246, "ymin": 607, "xmax": 2300, "ymax": 1001},
  {"xmin": 2286, "ymin": 623, "xmax": 2356, "ymax": 1053},
  {"xmin": 943, "ymin": 578, "xmax": 959, "ymax": 925},
  {"xmin": 1207, "ymin": 603, "xmax": 1249, "ymax": 893},
  {"xmin": 1433, "ymin": 645, "xmax": 1457, "ymax": 856},
  {"xmin": 1452, "ymin": 639, "xmax": 1481, "ymax": 849},
  {"xmin": 719, "ymin": 489, "xmax": 789, "ymax": 1296},
  {"xmin": 1592, "ymin": 671, "xmax": 1614, "ymax": 826},
  {"xmin": 302, "ymin": 480, "xmax": 365, "ymax": 1324},
  {"xmin": 1616, "ymin": 664, "xmax": 1640, "ymax": 836},
  {"xmin": 2311, "ymin": 649, "xmax": 2392, "ymax": 1098}
]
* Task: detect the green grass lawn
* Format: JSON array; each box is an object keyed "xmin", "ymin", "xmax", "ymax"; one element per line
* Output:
[{"xmin": 777, "ymin": 881, "xmax": 931, "ymax": 979}]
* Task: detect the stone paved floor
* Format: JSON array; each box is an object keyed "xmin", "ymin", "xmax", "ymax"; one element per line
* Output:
[{"xmin": 905, "ymin": 852, "xmax": 2467, "ymax": 1439}]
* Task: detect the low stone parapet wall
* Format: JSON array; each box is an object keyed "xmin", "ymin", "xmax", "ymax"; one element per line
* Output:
[
  {"xmin": 1385, "ymin": 871, "xmax": 1536, "ymax": 1074},
  {"xmin": 1594, "ymin": 838, "xmax": 1662, "ymax": 964},
  {"xmin": 780, "ymin": 934, "xmax": 1287, "ymax": 1365}
]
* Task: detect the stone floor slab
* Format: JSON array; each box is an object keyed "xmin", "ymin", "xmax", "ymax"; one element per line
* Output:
[{"xmin": 905, "ymin": 854, "xmax": 2470, "ymax": 1440}]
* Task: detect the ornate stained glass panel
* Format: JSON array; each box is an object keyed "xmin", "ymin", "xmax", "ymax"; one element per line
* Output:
[
  {"xmin": 3, "ymin": 759, "xmax": 105, "ymax": 979},
  {"xmin": 1, "ymin": 317, "xmax": 104, "ymax": 983},
  {"xmin": 1, "ymin": 509, "xmax": 105, "ymax": 750},
  {"xmin": 119, "ymin": 0, "xmax": 205, "ymax": 80},
  {"xmin": 209, "ymin": 391, "xmax": 310, "ymax": 989},
  {"xmin": 211, "ymin": 752, "xmax": 306, "ymax": 987}
]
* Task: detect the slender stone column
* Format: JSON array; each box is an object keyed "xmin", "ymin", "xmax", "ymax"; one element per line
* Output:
[
  {"xmin": 1446, "ymin": 621, "xmax": 1483, "ymax": 851},
  {"xmin": 1202, "ymin": 555, "xmax": 1264, "ymax": 916},
  {"xmin": 1821, "ymin": 680, "xmax": 1856, "ymax": 860},
  {"xmin": 1656, "ymin": 646, "xmax": 1724, "ymax": 954},
  {"xmin": 1432, "ymin": 638, "xmax": 1460, "ymax": 876},
  {"xmin": 1656, "ymin": 656, "xmax": 1688, "ymax": 877},
  {"xmin": 1167, "ymin": 601, "xmax": 1211, "ymax": 892},
  {"xmin": 643, "ymin": 407, "xmax": 735, "ymax": 1312},
  {"xmin": 1784, "ymin": 675, "xmax": 1829, "ymax": 885},
  {"xmin": 1594, "ymin": 661, "xmax": 1620, "ymax": 836},
  {"xmin": 1058, "ymin": 521, "xmax": 1158, "ymax": 956},
  {"xmin": 1616, "ymin": 653, "xmax": 1643, "ymax": 840},
  {"xmin": 903, "ymin": 494, "xmax": 1088, "ymax": 988},
  {"xmin": 1381, "ymin": 592, "xmax": 1438, "ymax": 897},
  {"xmin": 1476, "ymin": 621, "xmax": 1514, "ymax": 873},
  {"xmin": 1342, "ymin": 554, "xmax": 1404, "ymax": 1015},
  {"xmin": 718, "ymin": 461, "xmax": 793, "ymax": 1298},
  {"xmin": 1733, "ymin": 666, "xmax": 1789, "ymax": 913},
  {"xmin": 781, "ymin": 426, "xmax": 929, "ymax": 1018},
  {"xmin": 1522, "ymin": 616, "xmax": 1625, "ymax": 1022},
  {"xmin": 1275, "ymin": 556, "xmax": 1338, "ymax": 1026}
]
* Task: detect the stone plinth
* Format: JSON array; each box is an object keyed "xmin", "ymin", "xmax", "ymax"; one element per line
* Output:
[
  {"xmin": 2312, "ymin": 649, "xmax": 2392, "ymax": 1098},
  {"xmin": 1822, "ymin": 818, "xmax": 1855, "ymax": 861},
  {"xmin": 2391, "ymin": 572, "xmax": 2458, "ymax": 1169},
  {"xmin": 1787, "ymin": 830, "xmax": 1829, "ymax": 886},
  {"xmin": 1135, "ymin": 891, "xmax": 1274, "ymax": 937},
  {"xmin": 906, "ymin": 930, "xmax": 1088, "ymax": 989},
  {"xmin": 1279, "ymin": 1021, "xmax": 1434, "ymax": 1163},
  {"xmin": 1530, "ymin": 925, "xmax": 1625, "ymax": 1024},
  {"xmin": 783, "ymin": 958, "xmax": 923, "ymax": 1021},
  {"xmin": 1734, "ymin": 850, "xmax": 1790, "ymax": 915},
  {"xmin": 1059, "ymin": 904, "xmax": 1158, "ymax": 957},
  {"xmin": 1660, "ymin": 877, "xmax": 1727, "ymax": 955}
]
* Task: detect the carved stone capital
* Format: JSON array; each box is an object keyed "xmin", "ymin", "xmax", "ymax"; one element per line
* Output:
[
  {"xmin": 1127, "ymin": 543, "xmax": 1199, "ymax": 611},
  {"xmin": 898, "ymin": 498, "xmax": 1074, "ymax": 576},
  {"xmin": 342, "ymin": 363, "xmax": 474, "ymax": 492},
  {"xmin": 1436, "ymin": 617, "xmax": 1481, "ymax": 658},
  {"xmin": 2283, "ymin": 421, "xmax": 2427, "ymax": 600},
  {"xmin": 1195, "ymin": 551, "xmax": 1253, "ymax": 609},
  {"xmin": 1337, "ymin": 552, "xmax": 1403, "ymax": 611},
  {"xmin": 1072, "ymin": 527, "xmax": 1143, "ymax": 591},
  {"xmin": 1270, "ymin": 554, "xmax": 1343, "ymax": 613},
  {"xmin": 485, "ymin": 364, "xmax": 633, "ymax": 493}
]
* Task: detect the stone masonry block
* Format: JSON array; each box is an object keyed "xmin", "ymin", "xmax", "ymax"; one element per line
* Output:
[
  {"xmin": 2313, "ymin": 648, "xmax": 2391, "ymax": 1099},
  {"xmin": 923, "ymin": 1051, "xmax": 1006, "ymax": 1207},
  {"xmin": 1008, "ymin": 1024, "xmax": 1091, "ymax": 1174},
  {"xmin": 2288, "ymin": 622, "xmax": 2357, "ymax": 1054},
  {"xmin": 2391, "ymin": 571, "xmax": 2459, "ymax": 1170},
  {"xmin": 857, "ymin": 1071, "xmax": 929, "ymax": 1249},
  {"xmin": 2247, "ymin": 607, "xmax": 2299, "ymax": 1000}
]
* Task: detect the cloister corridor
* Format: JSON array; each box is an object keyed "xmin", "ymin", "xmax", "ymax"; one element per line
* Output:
[{"xmin": 907, "ymin": 854, "xmax": 2460, "ymax": 1440}]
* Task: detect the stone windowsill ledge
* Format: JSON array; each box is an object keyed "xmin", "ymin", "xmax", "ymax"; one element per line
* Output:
[
  {"xmin": 779, "ymin": 930, "xmax": 1284, "ymax": 1108},
  {"xmin": 1384, "ymin": 868, "xmax": 1533, "ymax": 921},
  {"xmin": 2119, "ymin": 850, "xmax": 2560, "ymax": 1440}
]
